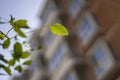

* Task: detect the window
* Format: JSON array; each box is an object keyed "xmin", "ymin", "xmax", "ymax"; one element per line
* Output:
[
  {"xmin": 92, "ymin": 41, "xmax": 115, "ymax": 78},
  {"xmin": 30, "ymin": 35, "xmax": 41, "ymax": 50},
  {"xmin": 63, "ymin": 72, "xmax": 78, "ymax": 80},
  {"xmin": 94, "ymin": 48, "xmax": 104, "ymax": 63},
  {"xmin": 49, "ymin": 45, "xmax": 68, "ymax": 73},
  {"xmin": 78, "ymin": 15, "xmax": 94, "ymax": 45},
  {"xmin": 95, "ymin": 67, "xmax": 104, "ymax": 77},
  {"xmin": 43, "ymin": 30, "xmax": 54, "ymax": 47},
  {"xmin": 29, "ymin": 61, "xmax": 38, "ymax": 72},
  {"xmin": 41, "ymin": 2, "xmax": 56, "ymax": 24},
  {"xmin": 69, "ymin": 0, "xmax": 84, "ymax": 18},
  {"xmin": 93, "ymin": 48, "xmax": 104, "ymax": 76}
]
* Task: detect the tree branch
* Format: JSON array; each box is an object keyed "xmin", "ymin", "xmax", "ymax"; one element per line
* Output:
[{"xmin": 6, "ymin": 28, "xmax": 13, "ymax": 36}]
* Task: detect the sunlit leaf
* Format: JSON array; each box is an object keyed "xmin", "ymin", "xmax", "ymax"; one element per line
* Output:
[
  {"xmin": 13, "ymin": 27, "xmax": 26, "ymax": 38},
  {"xmin": 9, "ymin": 15, "xmax": 27, "ymax": 38},
  {"xmin": 8, "ymin": 59, "xmax": 15, "ymax": 66},
  {"xmin": 14, "ymin": 42, "xmax": 23, "ymax": 60},
  {"xmin": 49, "ymin": 24, "xmax": 69, "ymax": 36},
  {"xmin": 2, "ymin": 39, "xmax": 10, "ymax": 49},
  {"xmin": 15, "ymin": 65, "xmax": 22, "ymax": 73},
  {"xmin": 21, "ymin": 51, "xmax": 31, "ymax": 58},
  {"xmin": 0, "ymin": 31, "xmax": 6, "ymax": 40},
  {"xmin": 14, "ymin": 20, "xmax": 29, "ymax": 28},
  {"xmin": 23, "ymin": 60, "xmax": 31, "ymax": 65},
  {"xmin": 3, "ymin": 66, "xmax": 11, "ymax": 75}
]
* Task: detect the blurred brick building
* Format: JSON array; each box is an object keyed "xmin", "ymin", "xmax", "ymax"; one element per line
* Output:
[{"xmin": 13, "ymin": 0, "xmax": 120, "ymax": 80}]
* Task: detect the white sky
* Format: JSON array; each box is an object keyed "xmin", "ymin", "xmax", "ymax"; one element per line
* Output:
[
  {"xmin": 0, "ymin": 0, "xmax": 45, "ymax": 29},
  {"xmin": 0, "ymin": 0, "xmax": 46, "ymax": 80}
]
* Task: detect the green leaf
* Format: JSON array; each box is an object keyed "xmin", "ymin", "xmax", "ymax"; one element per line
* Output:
[
  {"xmin": 49, "ymin": 24, "xmax": 69, "ymax": 36},
  {"xmin": 0, "ymin": 31, "xmax": 6, "ymax": 40},
  {"xmin": 15, "ymin": 65, "xmax": 22, "ymax": 73},
  {"xmin": 23, "ymin": 60, "xmax": 31, "ymax": 65},
  {"xmin": 14, "ymin": 20, "xmax": 29, "ymax": 28},
  {"xmin": 8, "ymin": 59, "xmax": 15, "ymax": 66},
  {"xmin": 0, "ymin": 59, "xmax": 8, "ymax": 63},
  {"xmin": 21, "ymin": 51, "xmax": 31, "ymax": 58},
  {"xmin": 9, "ymin": 17, "xmax": 28, "ymax": 38},
  {"xmin": 0, "ymin": 54, "xmax": 8, "ymax": 63},
  {"xmin": 12, "ymin": 53, "xmax": 19, "ymax": 61},
  {"xmin": 13, "ymin": 27, "xmax": 26, "ymax": 38},
  {"xmin": 2, "ymin": 39, "xmax": 10, "ymax": 49},
  {"xmin": 0, "ymin": 64, "xmax": 4, "ymax": 68},
  {"xmin": 3, "ymin": 66, "xmax": 11, "ymax": 75},
  {"xmin": 14, "ymin": 42, "xmax": 23, "ymax": 60},
  {"xmin": 0, "ymin": 54, "xmax": 4, "ymax": 60}
]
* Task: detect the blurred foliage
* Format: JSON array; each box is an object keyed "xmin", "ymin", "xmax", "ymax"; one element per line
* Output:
[
  {"xmin": 0, "ymin": 31, "xmax": 6, "ymax": 40},
  {"xmin": 23, "ymin": 60, "xmax": 32, "ymax": 65},
  {"xmin": 2, "ymin": 39, "xmax": 10, "ymax": 49},
  {"xmin": 0, "ymin": 15, "xmax": 32, "ymax": 75},
  {"xmin": 0, "ymin": 15, "xmax": 69, "ymax": 75},
  {"xmin": 14, "ymin": 65, "xmax": 22, "ymax": 73}
]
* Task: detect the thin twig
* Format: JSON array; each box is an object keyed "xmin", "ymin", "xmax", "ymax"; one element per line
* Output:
[
  {"xmin": 9, "ymin": 25, "xmax": 49, "ymax": 39},
  {"xmin": 25, "ymin": 25, "xmax": 49, "ymax": 33},
  {"xmin": 25, "ymin": 29, "xmax": 39, "ymax": 34},
  {"xmin": 6, "ymin": 28, "xmax": 13, "ymax": 36},
  {"xmin": 0, "ymin": 31, "xmax": 9, "ymax": 39}
]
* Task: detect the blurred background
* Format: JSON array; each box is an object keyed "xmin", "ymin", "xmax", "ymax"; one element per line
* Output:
[{"xmin": 1, "ymin": 0, "xmax": 120, "ymax": 80}]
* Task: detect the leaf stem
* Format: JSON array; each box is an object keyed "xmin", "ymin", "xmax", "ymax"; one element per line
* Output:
[
  {"xmin": 24, "ymin": 25, "xmax": 49, "ymax": 34},
  {"xmin": 6, "ymin": 28, "xmax": 13, "ymax": 36},
  {"xmin": 0, "ymin": 31, "xmax": 9, "ymax": 39},
  {"xmin": 9, "ymin": 24, "xmax": 49, "ymax": 39}
]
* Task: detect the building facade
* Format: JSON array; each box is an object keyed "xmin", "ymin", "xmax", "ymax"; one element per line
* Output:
[{"xmin": 23, "ymin": 0, "xmax": 120, "ymax": 80}]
